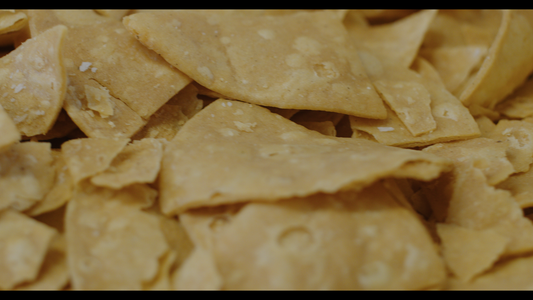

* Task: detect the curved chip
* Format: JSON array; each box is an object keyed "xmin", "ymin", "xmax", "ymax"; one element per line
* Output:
[
  {"xmin": 0, "ymin": 25, "xmax": 67, "ymax": 137},
  {"xmin": 160, "ymin": 98, "xmax": 451, "ymax": 215},
  {"xmin": 123, "ymin": 10, "xmax": 387, "ymax": 119}
]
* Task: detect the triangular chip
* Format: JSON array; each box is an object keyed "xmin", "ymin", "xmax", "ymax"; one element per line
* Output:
[
  {"xmin": 0, "ymin": 25, "xmax": 67, "ymax": 136},
  {"xmin": 436, "ymin": 223, "xmax": 508, "ymax": 282},
  {"xmin": 123, "ymin": 10, "xmax": 388, "ymax": 119},
  {"xmin": 423, "ymin": 138, "xmax": 514, "ymax": 186},
  {"xmin": 26, "ymin": 10, "xmax": 191, "ymax": 138},
  {"xmin": 132, "ymin": 84, "xmax": 203, "ymax": 141},
  {"xmin": 65, "ymin": 183, "xmax": 169, "ymax": 290},
  {"xmin": 347, "ymin": 10, "xmax": 437, "ymax": 68},
  {"xmin": 0, "ymin": 209, "xmax": 57, "ymax": 290},
  {"xmin": 350, "ymin": 56, "xmax": 480, "ymax": 148},
  {"xmin": 0, "ymin": 142, "xmax": 54, "ymax": 212},
  {"xmin": 181, "ymin": 182, "xmax": 446, "ymax": 290},
  {"xmin": 90, "ymin": 138, "xmax": 163, "ymax": 189},
  {"xmin": 160, "ymin": 98, "xmax": 451, "ymax": 215},
  {"xmin": 61, "ymin": 137, "xmax": 129, "ymax": 184}
]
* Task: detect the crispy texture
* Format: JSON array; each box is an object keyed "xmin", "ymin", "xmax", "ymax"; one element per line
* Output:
[
  {"xmin": 160, "ymin": 99, "xmax": 451, "ymax": 215},
  {"xmin": 350, "ymin": 57, "xmax": 480, "ymax": 148},
  {"xmin": 181, "ymin": 182, "xmax": 446, "ymax": 290},
  {"xmin": 0, "ymin": 209, "xmax": 57, "ymax": 290},
  {"xmin": 0, "ymin": 25, "xmax": 67, "ymax": 136},
  {"xmin": 123, "ymin": 10, "xmax": 388, "ymax": 119},
  {"xmin": 65, "ymin": 182, "xmax": 169, "ymax": 290}
]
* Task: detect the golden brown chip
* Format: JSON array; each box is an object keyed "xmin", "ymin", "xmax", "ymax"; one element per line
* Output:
[
  {"xmin": 347, "ymin": 10, "xmax": 436, "ymax": 68},
  {"xmin": 0, "ymin": 25, "xmax": 67, "ymax": 137},
  {"xmin": 436, "ymin": 223, "xmax": 508, "ymax": 282},
  {"xmin": 423, "ymin": 138, "xmax": 514, "ymax": 186},
  {"xmin": 123, "ymin": 10, "xmax": 388, "ymax": 119},
  {"xmin": 0, "ymin": 209, "xmax": 57, "ymax": 290},
  {"xmin": 181, "ymin": 181, "xmax": 446, "ymax": 290},
  {"xmin": 160, "ymin": 99, "xmax": 451, "ymax": 215},
  {"xmin": 25, "ymin": 150, "xmax": 73, "ymax": 216},
  {"xmin": 90, "ymin": 138, "xmax": 163, "ymax": 189},
  {"xmin": 26, "ymin": 10, "xmax": 191, "ymax": 138},
  {"xmin": 350, "ymin": 57, "xmax": 480, "ymax": 148},
  {"xmin": 65, "ymin": 183, "xmax": 169, "ymax": 290},
  {"xmin": 0, "ymin": 142, "xmax": 54, "ymax": 211},
  {"xmin": 132, "ymin": 84, "xmax": 204, "ymax": 141},
  {"xmin": 420, "ymin": 163, "xmax": 533, "ymax": 256},
  {"xmin": 61, "ymin": 137, "xmax": 129, "ymax": 184}
]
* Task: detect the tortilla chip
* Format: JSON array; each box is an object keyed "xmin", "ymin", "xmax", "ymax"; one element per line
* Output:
[
  {"xmin": 93, "ymin": 9, "xmax": 131, "ymax": 20},
  {"xmin": 0, "ymin": 209, "xmax": 57, "ymax": 290},
  {"xmin": 61, "ymin": 137, "xmax": 129, "ymax": 184},
  {"xmin": 436, "ymin": 223, "xmax": 508, "ymax": 282},
  {"xmin": 0, "ymin": 104, "xmax": 20, "ymax": 152},
  {"xmin": 15, "ymin": 234, "xmax": 69, "ymax": 290},
  {"xmin": 132, "ymin": 84, "xmax": 203, "ymax": 141},
  {"xmin": 65, "ymin": 182, "xmax": 169, "ymax": 290},
  {"xmin": 350, "ymin": 56, "xmax": 480, "ymax": 148},
  {"xmin": 447, "ymin": 255, "xmax": 533, "ymax": 290},
  {"xmin": 123, "ymin": 10, "xmax": 388, "ymax": 119},
  {"xmin": 486, "ymin": 120, "xmax": 533, "ymax": 173},
  {"xmin": 295, "ymin": 121, "xmax": 336, "ymax": 136},
  {"xmin": 423, "ymin": 138, "xmax": 514, "ymax": 186},
  {"xmin": 496, "ymin": 77, "xmax": 533, "ymax": 119},
  {"xmin": 0, "ymin": 142, "xmax": 54, "ymax": 212},
  {"xmin": 356, "ymin": 10, "xmax": 417, "ymax": 24},
  {"xmin": 160, "ymin": 99, "xmax": 451, "ymax": 215},
  {"xmin": 171, "ymin": 247, "xmax": 223, "ymax": 290},
  {"xmin": 26, "ymin": 10, "xmax": 191, "ymax": 138},
  {"xmin": 497, "ymin": 166, "xmax": 533, "ymax": 209},
  {"xmin": 0, "ymin": 25, "xmax": 67, "ymax": 137},
  {"xmin": 25, "ymin": 150, "xmax": 73, "ymax": 216},
  {"xmin": 181, "ymin": 181, "xmax": 446, "ymax": 290},
  {"xmin": 347, "ymin": 10, "xmax": 437, "ymax": 68},
  {"xmin": 90, "ymin": 138, "xmax": 163, "ymax": 189},
  {"xmin": 0, "ymin": 11, "xmax": 27, "ymax": 47},
  {"xmin": 420, "ymin": 163, "xmax": 533, "ymax": 256},
  {"xmin": 458, "ymin": 10, "xmax": 533, "ymax": 109},
  {"xmin": 25, "ymin": 109, "xmax": 78, "ymax": 142}
]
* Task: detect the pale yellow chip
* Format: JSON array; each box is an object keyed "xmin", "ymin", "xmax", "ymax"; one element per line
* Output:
[
  {"xmin": 497, "ymin": 166, "xmax": 533, "ymax": 209},
  {"xmin": 132, "ymin": 84, "xmax": 204, "ymax": 141},
  {"xmin": 15, "ymin": 234, "xmax": 69, "ymax": 290},
  {"xmin": 90, "ymin": 138, "xmax": 163, "ymax": 189},
  {"xmin": 486, "ymin": 120, "xmax": 533, "ymax": 173},
  {"xmin": 65, "ymin": 182, "xmax": 169, "ymax": 290},
  {"xmin": 171, "ymin": 247, "xmax": 223, "ymax": 290},
  {"xmin": 420, "ymin": 163, "xmax": 533, "ymax": 256},
  {"xmin": 423, "ymin": 138, "xmax": 515, "ymax": 186},
  {"xmin": 26, "ymin": 10, "xmax": 191, "ymax": 138},
  {"xmin": 347, "ymin": 10, "xmax": 437, "ymax": 68},
  {"xmin": 0, "ymin": 142, "xmax": 54, "ymax": 212},
  {"xmin": 447, "ymin": 255, "xmax": 533, "ymax": 290},
  {"xmin": 61, "ymin": 137, "xmax": 129, "ymax": 184},
  {"xmin": 160, "ymin": 99, "xmax": 451, "ymax": 215},
  {"xmin": 0, "ymin": 103, "xmax": 20, "ymax": 152},
  {"xmin": 350, "ymin": 57, "xmax": 480, "ymax": 148},
  {"xmin": 123, "ymin": 10, "xmax": 388, "ymax": 119},
  {"xmin": 0, "ymin": 25, "xmax": 67, "ymax": 137},
  {"xmin": 496, "ymin": 76, "xmax": 533, "ymax": 119},
  {"xmin": 436, "ymin": 223, "xmax": 508, "ymax": 282},
  {"xmin": 0, "ymin": 209, "xmax": 57, "ymax": 290},
  {"xmin": 25, "ymin": 149, "xmax": 74, "ymax": 216},
  {"xmin": 180, "ymin": 181, "xmax": 446, "ymax": 290},
  {"xmin": 0, "ymin": 11, "xmax": 28, "ymax": 47},
  {"xmin": 458, "ymin": 10, "xmax": 533, "ymax": 109}
]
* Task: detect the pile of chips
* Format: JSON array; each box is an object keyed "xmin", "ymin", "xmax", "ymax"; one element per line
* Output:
[{"xmin": 3, "ymin": 9, "xmax": 533, "ymax": 290}]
